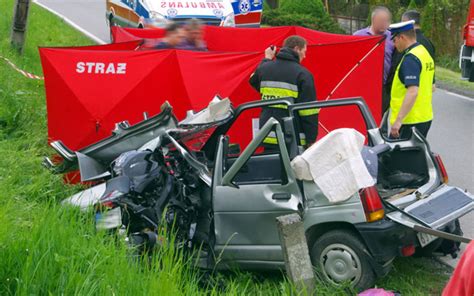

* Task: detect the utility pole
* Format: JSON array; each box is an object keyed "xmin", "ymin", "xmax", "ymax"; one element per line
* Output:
[{"xmin": 11, "ymin": 0, "xmax": 31, "ymax": 54}]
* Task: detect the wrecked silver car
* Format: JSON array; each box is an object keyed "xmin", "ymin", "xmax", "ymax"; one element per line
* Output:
[{"xmin": 45, "ymin": 97, "xmax": 474, "ymax": 290}]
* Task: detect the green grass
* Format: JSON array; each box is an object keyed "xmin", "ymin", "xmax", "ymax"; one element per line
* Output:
[
  {"xmin": 435, "ymin": 54, "xmax": 474, "ymax": 94},
  {"xmin": 0, "ymin": 1, "xmax": 452, "ymax": 295},
  {"xmin": 436, "ymin": 66, "xmax": 474, "ymax": 93},
  {"xmin": 437, "ymin": 55, "xmax": 460, "ymax": 73}
]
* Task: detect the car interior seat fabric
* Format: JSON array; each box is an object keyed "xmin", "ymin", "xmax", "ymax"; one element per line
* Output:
[
  {"xmin": 361, "ymin": 144, "xmax": 391, "ymax": 179},
  {"xmin": 290, "ymin": 128, "xmax": 375, "ymax": 203}
]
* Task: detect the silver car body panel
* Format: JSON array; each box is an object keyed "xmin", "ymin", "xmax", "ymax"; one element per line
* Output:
[
  {"xmin": 302, "ymin": 181, "xmax": 367, "ymax": 229},
  {"xmin": 179, "ymin": 98, "xmax": 232, "ymax": 126},
  {"xmin": 213, "ymin": 118, "xmax": 302, "ymax": 266},
  {"xmin": 61, "ymin": 183, "xmax": 106, "ymax": 210},
  {"xmin": 387, "ymin": 186, "xmax": 474, "ymax": 230},
  {"xmin": 76, "ymin": 152, "xmax": 111, "ymax": 182}
]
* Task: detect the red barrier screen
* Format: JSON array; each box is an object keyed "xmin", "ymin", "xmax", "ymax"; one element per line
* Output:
[{"xmin": 40, "ymin": 26, "xmax": 384, "ymax": 151}]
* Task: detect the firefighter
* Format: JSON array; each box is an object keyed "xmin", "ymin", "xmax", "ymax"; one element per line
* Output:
[
  {"xmin": 249, "ymin": 35, "xmax": 319, "ymax": 150},
  {"xmin": 388, "ymin": 20, "xmax": 435, "ymax": 139}
]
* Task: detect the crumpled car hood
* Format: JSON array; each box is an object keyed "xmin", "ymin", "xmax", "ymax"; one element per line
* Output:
[{"xmin": 44, "ymin": 98, "xmax": 233, "ymax": 180}]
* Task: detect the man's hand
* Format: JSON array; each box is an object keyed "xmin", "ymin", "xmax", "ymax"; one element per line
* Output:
[
  {"xmin": 391, "ymin": 85, "xmax": 418, "ymax": 138},
  {"xmin": 264, "ymin": 46, "xmax": 277, "ymax": 60},
  {"xmin": 390, "ymin": 120, "xmax": 402, "ymax": 138},
  {"xmin": 432, "ymin": 83, "xmax": 436, "ymax": 93}
]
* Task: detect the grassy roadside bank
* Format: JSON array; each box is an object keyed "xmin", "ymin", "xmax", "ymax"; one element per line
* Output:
[
  {"xmin": 0, "ymin": 1, "xmax": 451, "ymax": 295},
  {"xmin": 436, "ymin": 67, "xmax": 474, "ymax": 97}
]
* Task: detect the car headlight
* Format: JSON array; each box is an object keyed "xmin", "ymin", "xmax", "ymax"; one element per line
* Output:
[{"xmin": 222, "ymin": 12, "xmax": 235, "ymax": 27}]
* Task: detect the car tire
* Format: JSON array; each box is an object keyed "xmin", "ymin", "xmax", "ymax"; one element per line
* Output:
[{"xmin": 309, "ymin": 229, "xmax": 376, "ymax": 291}]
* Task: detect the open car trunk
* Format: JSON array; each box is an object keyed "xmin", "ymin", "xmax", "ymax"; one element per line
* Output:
[
  {"xmin": 372, "ymin": 130, "xmax": 474, "ymax": 246},
  {"xmin": 376, "ymin": 145, "xmax": 430, "ymax": 200}
]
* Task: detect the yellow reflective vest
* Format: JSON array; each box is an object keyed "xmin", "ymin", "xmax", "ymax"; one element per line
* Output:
[{"xmin": 390, "ymin": 44, "xmax": 435, "ymax": 125}]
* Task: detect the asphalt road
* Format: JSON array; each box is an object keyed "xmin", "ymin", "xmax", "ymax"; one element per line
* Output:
[
  {"xmin": 428, "ymin": 89, "xmax": 474, "ymax": 267},
  {"xmin": 34, "ymin": 0, "xmax": 110, "ymax": 44},
  {"xmin": 34, "ymin": 0, "xmax": 474, "ymax": 267}
]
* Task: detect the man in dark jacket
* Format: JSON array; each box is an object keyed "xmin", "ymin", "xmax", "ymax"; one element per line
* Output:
[
  {"xmin": 386, "ymin": 10, "xmax": 436, "ymax": 113},
  {"xmin": 249, "ymin": 35, "xmax": 319, "ymax": 150},
  {"xmin": 401, "ymin": 10, "xmax": 435, "ymax": 60}
]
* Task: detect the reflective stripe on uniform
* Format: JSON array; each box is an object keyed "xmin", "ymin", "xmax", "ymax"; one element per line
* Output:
[
  {"xmin": 263, "ymin": 132, "xmax": 307, "ymax": 146},
  {"xmin": 263, "ymin": 131, "xmax": 278, "ymax": 144},
  {"xmin": 266, "ymin": 104, "xmax": 288, "ymax": 109},
  {"xmin": 260, "ymin": 81, "xmax": 298, "ymax": 91},
  {"xmin": 263, "ymin": 137, "xmax": 279, "ymax": 145},
  {"xmin": 260, "ymin": 81, "xmax": 319, "ymax": 114},
  {"xmin": 261, "ymin": 87, "xmax": 298, "ymax": 100},
  {"xmin": 298, "ymin": 108, "xmax": 320, "ymax": 116},
  {"xmin": 260, "ymin": 80, "xmax": 299, "ymax": 110}
]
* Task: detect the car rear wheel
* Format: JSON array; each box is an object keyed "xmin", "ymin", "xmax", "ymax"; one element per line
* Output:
[{"xmin": 309, "ymin": 229, "xmax": 376, "ymax": 291}]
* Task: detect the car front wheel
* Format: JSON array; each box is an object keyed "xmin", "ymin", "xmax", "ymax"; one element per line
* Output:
[{"xmin": 309, "ymin": 229, "xmax": 376, "ymax": 291}]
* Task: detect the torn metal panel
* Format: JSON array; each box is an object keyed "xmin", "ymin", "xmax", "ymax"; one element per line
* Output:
[{"xmin": 61, "ymin": 183, "xmax": 106, "ymax": 210}]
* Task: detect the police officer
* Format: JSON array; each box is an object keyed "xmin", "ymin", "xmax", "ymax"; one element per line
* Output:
[
  {"xmin": 387, "ymin": 10, "xmax": 436, "ymax": 108},
  {"xmin": 388, "ymin": 20, "xmax": 435, "ymax": 139},
  {"xmin": 249, "ymin": 35, "xmax": 319, "ymax": 150}
]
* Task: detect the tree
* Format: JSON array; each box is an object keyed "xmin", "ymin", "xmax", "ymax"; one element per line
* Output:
[
  {"xmin": 422, "ymin": 0, "xmax": 469, "ymax": 56},
  {"xmin": 262, "ymin": 0, "xmax": 344, "ymax": 33},
  {"xmin": 407, "ymin": 0, "xmax": 418, "ymax": 9},
  {"xmin": 279, "ymin": 0, "xmax": 327, "ymax": 18},
  {"xmin": 10, "ymin": 0, "xmax": 31, "ymax": 54}
]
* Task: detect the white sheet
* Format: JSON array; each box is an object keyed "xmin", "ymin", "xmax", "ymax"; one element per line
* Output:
[{"xmin": 291, "ymin": 128, "xmax": 375, "ymax": 203}]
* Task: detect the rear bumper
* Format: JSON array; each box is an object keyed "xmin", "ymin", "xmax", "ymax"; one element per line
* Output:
[
  {"xmin": 355, "ymin": 217, "xmax": 464, "ymax": 276},
  {"xmin": 355, "ymin": 219, "xmax": 417, "ymax": 276}
]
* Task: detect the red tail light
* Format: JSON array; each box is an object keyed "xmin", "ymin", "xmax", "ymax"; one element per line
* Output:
[
  {"xmin": 401, "ymin": 245, "xmax": 415, "ymax": 257},
  {"xmin": 102, "ymin": 201, "xmax": 116, "ymax": 209},
  {"xmin": 434, "ymin": 153, "xmax": 449, "ymax": 184},
  {"xmin": 360, "ymin": 186, "xmax": 385, "ymax": 222}
]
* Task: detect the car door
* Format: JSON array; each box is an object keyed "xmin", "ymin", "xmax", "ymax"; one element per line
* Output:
[{"xmin": 212, "ymin": 118, "xmax": 303, "ymax": 268}]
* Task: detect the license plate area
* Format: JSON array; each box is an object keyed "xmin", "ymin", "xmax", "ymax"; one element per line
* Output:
[
  {"xmin": 96, "ymin": 207, "xmax": 122, "ymax": 230},
  {"xmin": 417, "ymin": 232, "xmax": 438, "ymax": 247}
]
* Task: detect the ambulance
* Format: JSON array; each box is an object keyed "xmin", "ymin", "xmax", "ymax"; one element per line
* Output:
[
  {"xmin": 106, "ymin": 0, "xmax": 262, "ymax": 29},
  {"xmin": 231, "ymin": 0, "xmax": 263, "ymax": 27}
]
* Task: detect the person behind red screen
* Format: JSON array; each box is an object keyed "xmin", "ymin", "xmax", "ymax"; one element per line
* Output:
[{"xmin": 443, "ymin": 241, "xmax": 474, "ymax": 296}]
